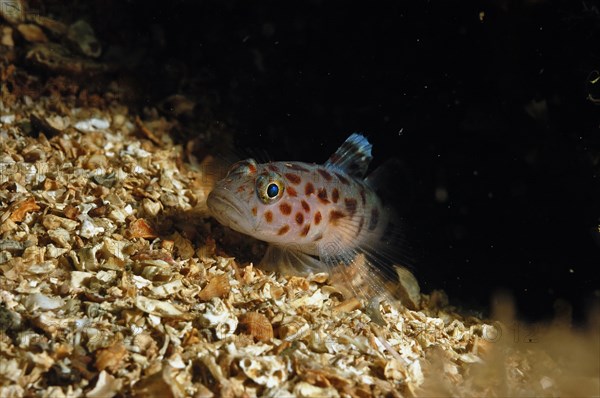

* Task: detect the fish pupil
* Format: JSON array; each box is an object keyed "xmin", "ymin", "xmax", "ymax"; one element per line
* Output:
[{"xmin": 267, "ymin": 183, "xmax": 279, "ymax": 198}]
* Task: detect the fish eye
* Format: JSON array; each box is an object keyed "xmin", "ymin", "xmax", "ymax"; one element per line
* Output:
[
  {"xmin": 256, "ymin": 173, "xmax": 285, "ymax": 204},
  {"xmin": 266, "ymin": 183, "xmax": 279, "ymax": 198}
]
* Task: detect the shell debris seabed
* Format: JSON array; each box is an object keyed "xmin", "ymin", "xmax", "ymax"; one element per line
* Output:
[{"xmin": 0, "ymin": 34, "xmax": 598, "ymax": 398}]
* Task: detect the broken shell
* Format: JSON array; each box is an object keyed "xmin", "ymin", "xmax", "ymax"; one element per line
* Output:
[
  {"xmin": 198, "ymin": 273, "xmax": 230, "ymax": 301},
  {"xmin": 24, "ymin": 292, "xmax": 65, "ymax": 311},
  {"xmin": 141, "ymin": 198, "xmax": 162, "ymax": 217},
  {"xmin": 279, "ymin": 316, "xmax": 310, "ymax": 342},
  {"xmin": 17, "ymin": 23, "xmax": 48, "ymax": 42},
  {"xmin": 66, "ymin": 20, "xmax": 101, "ymax": 58},
  {"xmin": 74, "ymin": 117, "xmax": 110, "ymax": 132},
  {"xmin": 0, "ymin": 239, "xmax": 26, "ymax": 252},
  {"xmin": 307, "ymin": 272, "xmax": 329, "ymax": 284},
  {"xmin": 393, "ymin": 266, "xmax": 421, "ymax": 310},
  {"xmin": 1, "ymin": 26, "xmax": 14, "ymax": 47},
  {"xmin": 31, "ymin": 312, "xmax": 71, "ymax": 335},
  {"xmin": 22, "ymin": 146, "xmax": 46, "ymax": 162},
  {"xmin": 63, "ymin": 205, "xmax": 80, "ymax": 220},
  {"xmin": 26, "ymin": 43, "xmax": 110, "ymax": 74},
  {"xmin": 128, "ymin": 218, "xmax": 158, "ymax": 239},
  {"xmin": 79, "ymin": 217, "xmax": 105, "ymax": 239},
  {"xmin": 333, "ymin": 297, "xmax": 362, "ymax": 313},
  {"xmin": 135, "ymin": 296, "xmax": 189, "ymax": 319},
  {"xmin": 77, "ymin": 245, "xmax": 101, "ymax": 271},
  {"xmin": 84, "ymin": 153, "xmax": 108, "ymax": 169},
  {"xmin": 47, "ymin": 228, "xmax": 71, "ymax": 248},
  {"xmin": 133, "ymin": 333, "xmax": 158, "ymax": 357},
  {"xmin": 290, "ymin": 289, "xmax": 328, "ymax": 309},
  {"xmin": 287, "ymin": 276, "xmax": 310, "ymax": 291},
  {"xmin": 269, "ymin": 284, "xmax": 285, "ymax": 300},
  {"xmin": 30, "ymin": 15, "xmax": 68, "ymax": 36},
  {"xmin": 100, "ymin": 238, "xmax": 125, "ymax": 261},
  {"xmin": 43, "ymin": 214, "xmax": 79, "ymax": 231},
  {"xmin": 150, "ymin": 279, "xmax": 183, "ymax": 298},
  {"xmin": 132, "ymin": 364, "xmax": 189, "ymax": 398},
  {"xmin": 45, "ymin": 115, "xmax": 70, "ymax": 131},
  {"xmin": 9, "ymin": 197, "xmax": 40, "ymax": 222},
  {"xmin": 407, "ymin": 360, "xmax": 425, "ymax": 390},
  {"xmin": 171, "ymin": 232, "xmax": 194, "ymax": 260},
  {"xmin": 0, "ymin": 0, "xmax": 25, "ymax": 24},
  {"xmin": 294, "ymin": 382, "xmax": 340, "ymax": 398},
  {"xmin": 42, "ymin": 178, "xmax": 60, "ymax": 191},
  {"xmin": 87, "ymin": 371, "xmax": 123, "ymax": 398},
  {"xmin": 238, "ymin": 312, "xmax": 274, "ymax": 342},
  {"xmin": 70, "ymin": 271, "xmax": 94, "ymax": 289},
  {"xmin": 238, "ymin": 356, "xmax": 287, "ymax": 388},
  {"xmin": 95, "ymin": 342, "xmax": 128, "ymax": 372},
  {"xmin": 198, "ymin": 298, "xmax": 238, "ymax": 340}
]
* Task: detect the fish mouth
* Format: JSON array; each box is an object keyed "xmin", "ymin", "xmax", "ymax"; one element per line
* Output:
[{"xmin": 206, "ymin": 187, "xmax": 253, "ymax": 233}]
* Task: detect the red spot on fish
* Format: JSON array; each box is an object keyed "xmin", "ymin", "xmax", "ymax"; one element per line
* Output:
[
  {"xmin": 368, "ymin": 207, "xmax": 379, "ymax": 231},
  {"xmin": 287, "ymin": 186, "xmax": 297, "ymax": 197},
  {"xmin": 264, "ymin": 211, "xmax": 273, "ymax": 223},
  {"xmin": 331, "ymin": 188, "xmax": 339, "ymax": 203},
  {"xmin": 335, "ymin": 172, "xmax": 350, "ymax": 185},
  {"xmin": 285, "ymin": 173, "xmax": 301, "ymax": 185},
  {"xmin": 314, "ymin": 211, "xmax": 322, "ymax": 225},
  {"xmin": 236, "ymin": 186, "xmax": 245, "ymax": 193},
  {"xmin": 317, "ymin": 168, "xmax": 332, "ymax": 181},
  {"xmin": 300, "ymin": 200, "xmax": 310, "ymax": 212},
  {"xmin": 344, "ymin": 198, "xmax": 357, "ymax": 216},
  {"xmin": 295, "ymin": 212, "xmax": 304, "ymax": 225},
  {"xmin": 267, "ymin": 164, "xmax": 279, "ymax": 172},
  {"xmin": 317, "ymin": 188, "xmax": 329, "ymax": 204},
  {"xmin": 289, "ymin": 163, "xmax": 310, "ymax": 172},
  {"xmin": 357, "ymin": 216, "xmax": 364, "ymax": 236},
  {"xmin": 305, "ymin": 182, "xmax": 315, "ymax": 196},
  {"xmin": 300, "ymin": 224, "xmax": 310, "ymax": 237},
  {"xmin": 251, "ymin": 207, "xmax": 257, "ymax": 216},
  {"xmin": 278, "ymin": 225, "xmax": 290, "ymax": 235},
  {"xmin": 329, "ymin": 210, "xmax": 345, "ymax": 224},
  {"xmin": 231, "ymin": 160, "xmax": 256, "ymax": 175},
  {"xmin": 279, "ymin": 202, "xmax": 292, "ymax": 215},
  {"xmin": 359, "ymin": 188, "xmax": 366, "ymax": 205}
]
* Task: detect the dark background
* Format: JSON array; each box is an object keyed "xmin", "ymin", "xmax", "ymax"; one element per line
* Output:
[{"xmin": 82, "ymin": 0, "xmax": 600, "ymax": 321}]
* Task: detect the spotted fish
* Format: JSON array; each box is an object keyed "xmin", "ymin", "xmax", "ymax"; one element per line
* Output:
[{"xmin": 207, "ymin": 133, "xmax": 399, "ymax": 302}]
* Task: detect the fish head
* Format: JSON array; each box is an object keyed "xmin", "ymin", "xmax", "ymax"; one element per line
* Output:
[{"xmin": 207, "ymin": 159, "xmax": 315, "ymax": 245}]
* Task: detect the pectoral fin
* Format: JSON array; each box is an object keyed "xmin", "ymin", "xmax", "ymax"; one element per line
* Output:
[{"xmin": 260, "ymin": 245, "xmax": 328, "ymax": 276}]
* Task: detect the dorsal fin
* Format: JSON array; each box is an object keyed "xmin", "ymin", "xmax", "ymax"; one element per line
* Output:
[{"xmin": 324, "ymin": 133, "xmax": 373, "ymax": 179}]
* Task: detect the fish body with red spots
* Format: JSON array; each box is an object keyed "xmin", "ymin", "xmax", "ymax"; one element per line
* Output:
[{"xmin": 207, "ymin": 133, "xmax": 394, "ymax": 281}]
